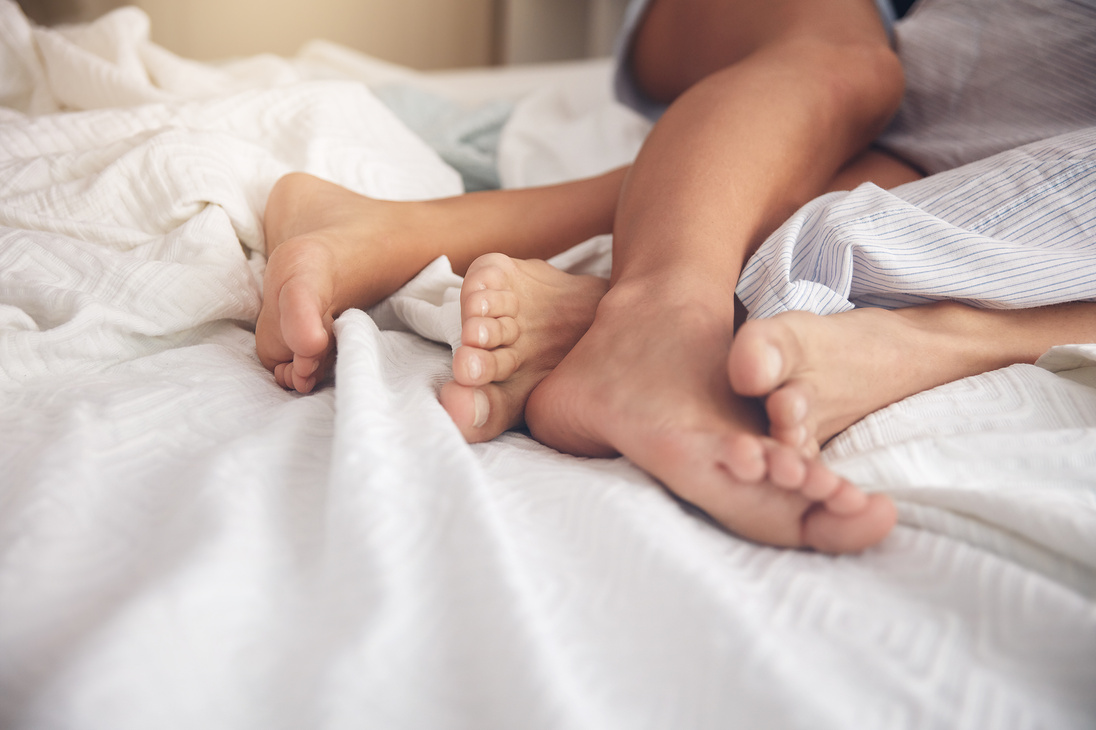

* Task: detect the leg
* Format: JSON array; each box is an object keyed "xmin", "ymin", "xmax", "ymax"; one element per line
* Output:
[
  {"xmin": 442, "ymin": 126, "xmax": 924, "ymax": 443},
  {"xmin": 731, "ymin": 127, "xmax": 1096, "ymax": 450},
  {"xmin": 731, "ymin": 301, "xmax": 1096, "ymax": 452},
  {"xmin": 256, "ymin": 168, "xmax": 624, "ymax": 392},
  {"xmin": 521, "ymin": 0, "xmax": 904, "ymax": 552}
]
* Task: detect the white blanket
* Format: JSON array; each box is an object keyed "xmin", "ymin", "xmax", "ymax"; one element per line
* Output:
[{"xmin": 1, "ymin": 4, "xmax": 1094, "ymax": 729}]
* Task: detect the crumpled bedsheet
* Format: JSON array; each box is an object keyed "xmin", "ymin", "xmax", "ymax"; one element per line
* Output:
[{"xmin": 1, "ymin": 4, "xmax": 1094, "ymax": 729}]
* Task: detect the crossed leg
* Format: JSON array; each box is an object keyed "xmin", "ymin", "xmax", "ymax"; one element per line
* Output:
[
  {"xmin": 519, "ymin": 0, "xmax": 904, "ymax": 552},
  {"xmin": 440, "ymin": 0, "xmax": 913, "ymax": 552},
  {"xmin": 260, "ymin": 0, "xmax": 912, "ymax": 551}
]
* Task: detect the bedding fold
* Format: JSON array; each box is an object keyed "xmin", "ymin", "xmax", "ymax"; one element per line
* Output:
[{"xmin": 2, "ymin": 2, "xmax": 1095, "ymax": 728}]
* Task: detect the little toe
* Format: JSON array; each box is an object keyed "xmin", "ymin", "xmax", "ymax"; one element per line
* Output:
[
  {"xmin": 462, "ymin": 316, "xmax": 520, "ymax": 349},
  {"xmin": 274, "ymin": 362, "xmax": 290, "ymax": 389}
]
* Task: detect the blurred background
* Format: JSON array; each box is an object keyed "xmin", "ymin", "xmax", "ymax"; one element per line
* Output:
[{"xmin": 14, "ymin": 0, "xmax": 631, "ymax": 68}]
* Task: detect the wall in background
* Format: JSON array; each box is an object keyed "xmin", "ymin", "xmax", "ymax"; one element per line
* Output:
[
  {"xmin": 499, "ymin": 0, "xmax": 629, "ymax": 64},
  {"xmin": 133, "ymin": 0, "xmax": 496, "ymax": 68},
  {"xmin": 16, "ymin": 0, "xmax": 632, "ymax": 70},
  {"xmin": 16, "ymin": 0, "xmax": 124, "ymax": 25}
]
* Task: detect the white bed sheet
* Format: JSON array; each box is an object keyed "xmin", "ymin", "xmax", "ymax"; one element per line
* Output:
[{"xmin": 1, "ymin": 4, "xmax": 1094, "ymax": 729}]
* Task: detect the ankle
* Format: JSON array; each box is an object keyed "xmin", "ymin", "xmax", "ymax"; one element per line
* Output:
[{"xmin": 603, "ymin": 270, "xmax": 739, "ymax": 317}]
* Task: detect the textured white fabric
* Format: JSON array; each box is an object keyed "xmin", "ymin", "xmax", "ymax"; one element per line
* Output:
[{"xmin": 1, "ymin": 4, "xmax": 1095, "ymax": 730}]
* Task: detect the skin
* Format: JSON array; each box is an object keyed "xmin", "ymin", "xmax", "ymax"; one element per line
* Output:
[
  {"xmin": 257, "ymin": 0, "xmax": 909, "ymax": 553},
  {"xmin": 520, "ymin": 0, "xmax": 908, "ymax": 551},
  {"xmin": 257, "ymin": 0, "xmax": 1096, "ymax": 552}
]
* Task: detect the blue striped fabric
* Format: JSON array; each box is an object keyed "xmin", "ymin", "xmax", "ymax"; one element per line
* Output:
[{"xmin": 738, "ymin": 128, "xmax": 1096, "ymax": 318}]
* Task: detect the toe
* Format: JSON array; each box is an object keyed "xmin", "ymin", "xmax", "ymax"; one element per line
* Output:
[
  {"xmin": 771, "ymin": 423, "xmax": 811, "ymax": 452},
  {"xmin": 728, "ymin": 322, "xmax": 787, "ymax": 397},
  {"xmin": 461, "ymin": 316, "xmax": 520, "ymax": 349},
  {"xmin": 717, "ymin": 431, "xmax": 767, "ymax": 483},
  {"xmin": 274, "ymin": 362, "xmax": 290, "ymax": 389},
  {"xmin": 279, "ymin": 279, "xmax": 331, "ymax": 359},
  {"xmin": 823, "ymin": 479, "xmax": 870, "ymax": 515},
  {"xmin": 766, "ymin": 443, "xmax": 809, "ymax": 488},
  {"xmin": 439, "ymin": 381, "xmax": 523, "ymax": 443},
  {"xmin": 797, "ymin": 459, "xmax": 844, "ymax": 501},
  {"xmin": 802, "ymin": 494, "xmax": 897, "ymax": 553},
  {"xmin": 452, "ymin": 346, "xmax": 488, "ymax": 385},
  {"xmin": 766, "ymin": 384, "xmax": 809, "ymax": 433},
  {"xmin": 463, "ymin": 288, "xmax": 519, "ymax": 319},
  {"xmin": 463, "ymin": 252, "xmax": 516, "ymax": 290},
  {"xmin": 452, "ymin": 345, "xmax": 521, "ymax": 386},
  {"xmin": 290, "ymin": 355, "xmax": 321, "ymax": 394}
]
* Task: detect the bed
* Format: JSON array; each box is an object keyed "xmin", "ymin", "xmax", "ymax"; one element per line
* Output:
[{"xmin": 2, "ymin": 3, "xmax": 1095, "ymax": 728}]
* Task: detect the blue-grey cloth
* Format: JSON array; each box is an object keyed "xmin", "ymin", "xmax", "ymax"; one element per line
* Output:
[{"xmin": 374, "ymin": 84, "xmax": 513, "ymax": 192}]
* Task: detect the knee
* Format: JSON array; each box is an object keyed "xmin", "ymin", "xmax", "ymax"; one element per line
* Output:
[
  {"xmin": 626, "ymin": 0, "xmax": 904, "ymax": 116},
  {"xmin": 628, "ymin": 0, "xmax": 756, "ymax": 103},
  {"xmin": 807, "ymin": 40, "xmax": 905, "ymax": 138},
  {"xmin": 634, "ymin": 22, "xmax": 903, "ymax": 134}
]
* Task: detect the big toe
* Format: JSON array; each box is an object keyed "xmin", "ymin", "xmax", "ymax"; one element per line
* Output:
[
  {"xmin": 279, "ymin": 278, "xmax": 332, "ymax": 359},
  {"xmin": 439, "ymin": 381, "xmax": 525, "ymax": 443},
  {"xmin": 801, "ymin": 493, "xmax": 897, "ymax": 554},
  {"xmin": 256, "ymin": 302, "xmax": 294, "ymax": 372},
  {"xmin": 728, "ymin": 320, "xmax": 792, "ymax": 397}
]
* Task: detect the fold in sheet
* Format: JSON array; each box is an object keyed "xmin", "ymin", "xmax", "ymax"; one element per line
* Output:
[{"xmin": 2, "ymin": 3, "xmax": 1095, "ymax": 728}]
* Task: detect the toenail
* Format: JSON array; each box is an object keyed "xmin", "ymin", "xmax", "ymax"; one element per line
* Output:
[
  {"xmin": 793, "ymin": 425, "xmax": 808, "ymax": 446},
  {"xmin": 764, "ymin": 345, "xmax": 783, "ymax": 383},
  {"xmin": 481, "ymin": 299, "xmax": 489, "ymax": 316},
  {"xmin": 472, "ymin": 389, "xmax": 489, "ymax": 428},
  {"xmin": 467, "ymin": 354, "xmax": 483, "ymax": 381},
  {"xmin": 478, "ymin": 324, "xmax": 489, "ymax": 347}
]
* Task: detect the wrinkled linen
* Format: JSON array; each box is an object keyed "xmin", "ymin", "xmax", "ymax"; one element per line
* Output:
[{"xmin": 1, "ymin": 4, "xmax": 1095, "ymax": 730}]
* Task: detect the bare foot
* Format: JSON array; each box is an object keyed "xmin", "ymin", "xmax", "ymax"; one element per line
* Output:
[
  {"xmin": 439, "ymin": 253, "xmax": 609, "ymax": 442},
  {"xmin": 728, "ymin": 303, "xmax": 1005, "ymax": 452},
  {"xmin": 258, "ymin": 173, "xmax": 444, "ymax": 392},
  {"xmin": 525, "ymin": 282, "xmax": 897, "ymax": 554}
]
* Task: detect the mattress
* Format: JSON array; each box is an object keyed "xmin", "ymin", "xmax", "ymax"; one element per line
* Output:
[{"xmin": 1, "ymin": 4, "xmax": 1094, "ymax": 729}]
